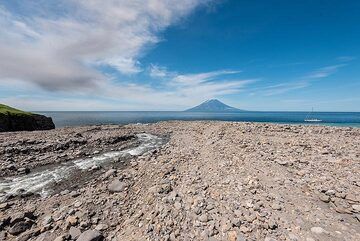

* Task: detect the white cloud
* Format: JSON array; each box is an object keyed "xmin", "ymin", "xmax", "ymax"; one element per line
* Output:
[
  {"xmin": 149, "ymin": 64, "xmax": 171, "ymax": 78},
  {"xmin": 0, "ymin": 0, "xmax": 212, "ymax": 90},
  {"xmin": 100, "ymin": 57, "xmax": 142, "ymax": 75},
  {"xmin": 0, "ymin": 1, "xmax": 257, "ymax": 110},
  {"xmin": 97, "ymin": 68, "xmax": 255, "ymax": 109}
]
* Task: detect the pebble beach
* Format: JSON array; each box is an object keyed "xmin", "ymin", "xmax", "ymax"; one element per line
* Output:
[{"xmin": 0, "ymin": 121, "xmax": 359, "ymax": 241}]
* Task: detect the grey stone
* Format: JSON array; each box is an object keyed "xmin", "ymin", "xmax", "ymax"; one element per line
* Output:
[
  {"xmin": 70, "ymin": 227, "xmax": 82, "ymax": 239},
  {"xmin": 35, "ymin": 232, "xmax": 57, "ymax": 241},
  {"xmin": 8, "ymin": 221, "xmax": 31, "ymax": 235},
  {"xmin": 76, "ymin": 230, "xmax": 103, "ymax": 241},
  {"xmin": 108, "ymin": 179, "xmax": 128, "ymax": 193},
  {"xmin": 42, "ymin": 215, "xmax": 53, "ymax": 226},
  {"xmin": 95, "ymin": 223, "xmax": 108, "ymax": 231},
  {"xmin": 104, "ymin": 169, "xmax": 116, "ymax": 179},
  {"xmin": 319, "ymin": 193, "xmax": 330, "ymax": 203},
  {"xmin": 264, "ymin": 237, "xmax": 278, "ymax": 241},
  {"xmin": 311, "ymin": 226, "xmax": 325, "ymax": 234},
  {"xmin": 198, "ymin": 214, "xmax": 209, "ymax": 222}
]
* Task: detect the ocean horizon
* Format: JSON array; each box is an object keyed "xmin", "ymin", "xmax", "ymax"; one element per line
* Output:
[{"xmin": 36, "ymin": 111, "xmax": 360, "ymax": 128}]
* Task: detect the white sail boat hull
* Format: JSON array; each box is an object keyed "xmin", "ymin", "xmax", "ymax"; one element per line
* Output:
[
  {"xmin": 304, "ymin": 119, "xmax": 322, "ymax": 122},
  {"xmin": 304, "ymin": 108, "xmax": 322, "ymax": 122}
]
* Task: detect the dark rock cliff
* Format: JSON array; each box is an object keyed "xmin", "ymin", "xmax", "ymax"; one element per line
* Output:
[{"xmin": 0, "ymin": 113, "xmax": 55, "ymax": 132}]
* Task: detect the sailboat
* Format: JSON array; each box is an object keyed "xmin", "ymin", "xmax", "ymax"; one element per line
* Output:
[{"xmin": 304, "ymin": 108, "xmax": 322, "ymax": 122}]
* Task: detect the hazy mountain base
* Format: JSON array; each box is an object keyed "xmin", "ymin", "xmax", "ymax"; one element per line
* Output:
[
  {"xmin": 0, "ymin": 121, "xmax": 359, "ymax": 241},
  {"xmin": 185, "ymin": 99, "xmax": 244, "ymax": 112}
]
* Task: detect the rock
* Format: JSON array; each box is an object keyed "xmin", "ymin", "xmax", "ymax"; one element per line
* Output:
[
  {"xmin": 239, "ymin": 226, "xmax": 251, "ymax": 233},
  {"xmin": 227, "ymin": 230, "xmax": 238, "ymax": 241},
  {"xmin": 80, "ymin": 221, "xmax": 89, "ymax": 228},
  {"xmin": 42, "ymin": 215, "xmax": 53, "ymax": 226},
  {"xmin": 0, "ymin": 231, "xmax": 6, "ymax": 240},
  {"xmin": 74, "ymin": 201, "xmax": 83, "ymax": 208},
  {"xmin": 8, "ymin": 221, "xmax": 31, "ymax": 235},
  {"xmin": 198, "ymin": 214, "xmax": 209, "ymax": 222},
  {"xmin": 95, "ymin": 223, "xmax": 108, "ymax": 231},
  {"xmin": 10, "ymin": 213, "xmax": 25, "ymax": 225},
  {"xmin": 319, "ymin": 193, "xmax": 330, "ymax": 203},
  {"xmin": 174, "ymin": 201, "xmax": 182, "ymax": 210},
  {"xmin": 325, "ymin": 190, "xmax": 336, "ymax": 196},
  {"xmin": 267, "ymin": 219, "xmax": 278, "ymax": 230},
  {"xmin": 354, "ymin": 213, "xmax": 360, "ymax": 222},
  {"xmin": 76, "ymin": 230, "xmax": 103, "ymax": 241},
  {"xmin": 346, "ymin": 194, "xmax": 359, "ymax": 202},
  {"xmin": 271, "ymin": 202, "xmax": 282, "ymax": 210},
  {"xmin": 104, "ymin": 169, "xmax": 116, "ymax": 179},
  {"xmin": 17, "ymin": 167, "xmax": 30, "ymax": 174},
  {"xmin": 35, "ymin": 232, "xmax": 57, "ymax": 241},
  {"xmin": 60, "ymin": 190, "xmax": 70, "ymax": 195},
  {"xmin": 275, "ymin": 159, "xmax": 289, "ymax": 166},
  {"xmin": 0, "ymin": 104, "xmax": 55, "ymax": 132},
  {"xmin": 91, "ymin": 165, "xmax": 101, "ymax": 171},
  {"xmin": 16, "ymin": 230, "xmax": 38, "ymax": 241},
  {"xmin": 288, "ymin": 233, "xmax": 299, "ymax": 241},
  {"xmin": 157, "ymin": 183, "xmax": 172, "ymax": 194},
  {"xmin": 0, "ymin": 202, "xmax": 11, "ymax": 211},
  {"xmin": 107, "ymin": 179, "xmax": 128, "ymax": 193},
  {"xmin": 311, "ymin": 226, "xmax": 325, "ymax": 234},
  {"xmin": 352, "ymin": 204, "xmax": 360, "ymax": 212},
  {"xmin": 70, "ymin": 227, "xmax": 82, "ymax": 239},
  {"xmin": 54, "ymin": 235, "xmax": 67, "ymax": 241},
  {"xmin": 66, "ymin": 215, "xmax": 78, "ymax": 226},
  {"xmin": 264, "ymin": 237, "xmax": 278, "ymax": 241}
]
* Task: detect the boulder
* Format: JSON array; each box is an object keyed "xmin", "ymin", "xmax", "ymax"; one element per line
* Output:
[
  {"xmin": 76, "ymin": 230, "xmax": 103, "ymax": 241},
  {"xmin": 8, "ymin": 221, "xmax": 31, "ymax": 235},
  {"xmin": 108, "ymin": 179, "xmax": 128, "ymax": 193},
  {"xmin": 70, "ymin": 227, "xmax": 82, "ymax": 239}
]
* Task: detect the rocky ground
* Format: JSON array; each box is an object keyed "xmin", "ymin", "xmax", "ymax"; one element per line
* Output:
[{"xmin": 0, "ymin": 121, "xmax": 359, "ymax": 241}]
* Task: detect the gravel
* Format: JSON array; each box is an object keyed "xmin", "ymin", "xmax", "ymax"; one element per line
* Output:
[{"xmin": 0, "ymin": 121, "xmax": 359, "ymax": 241}]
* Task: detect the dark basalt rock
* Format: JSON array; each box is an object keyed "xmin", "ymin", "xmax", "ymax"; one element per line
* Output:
[{"xmin": 0, "ymin": 113, "xmax": 55, "ymax": 132}]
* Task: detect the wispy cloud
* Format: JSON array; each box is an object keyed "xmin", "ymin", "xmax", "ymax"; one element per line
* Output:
[
  {"xmin": 172, "ymin": 70, "xmax": 241, "ymax": 86},
  {"xmin": 306, "ymin": 64, "xmax": 346, "ymax": 79},
  {"xmin": 251, "ymin": 62, "xmax": 350, "ymax": 96},
  {"xmin": 250, "ymin": 81, "xmax": 309, "ymax": 96},
  {"xmin": 337, "ymin": 56, "xmax": 356, "ymax": 62}
]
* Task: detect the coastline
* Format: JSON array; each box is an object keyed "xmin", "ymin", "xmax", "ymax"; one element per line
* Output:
[
  {"xmin": 35, "ymin": 111, "xmax": 360, "ymax": 128},
  {"xmin": 0, "ymin": 121, "xmax": 359, "ymax": 240}
]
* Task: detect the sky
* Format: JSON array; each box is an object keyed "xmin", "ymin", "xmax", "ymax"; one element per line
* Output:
[{"xmin": 0, "ymin": 0, "xmax": 359, "ymax": 111}]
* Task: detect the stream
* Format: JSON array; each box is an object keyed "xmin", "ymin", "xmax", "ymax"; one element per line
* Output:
[{"xmin": 0, "ymin": 133, "xmax": 166, "ymax": 201}]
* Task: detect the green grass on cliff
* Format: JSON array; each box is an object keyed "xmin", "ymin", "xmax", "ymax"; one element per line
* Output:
[{"xmin": 0, "ymin": 104, "xmax": 33, "ymax": 116}]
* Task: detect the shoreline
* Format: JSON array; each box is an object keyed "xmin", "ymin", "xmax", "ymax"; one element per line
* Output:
[
  {"xmin": 0, "ymin": 121, "xmax": 359, "ymax": 240},
  {"xmin": 33, "ymin": 111, "xmax": 360, "ymax": 129}
]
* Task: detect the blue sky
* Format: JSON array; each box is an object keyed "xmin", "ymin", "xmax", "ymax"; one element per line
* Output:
[{"xmin": 0, "ymin": 0, "xmax": 359, "ymax": 111}]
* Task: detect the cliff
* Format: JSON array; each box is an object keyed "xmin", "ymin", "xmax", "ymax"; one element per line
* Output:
[{"xmin": 0, "ymin": 104, "xmax": 55, "ymax": 132}]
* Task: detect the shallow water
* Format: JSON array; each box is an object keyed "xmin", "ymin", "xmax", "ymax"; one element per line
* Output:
[
  {"xmin": 0, "ymin": 133, "xmax": 166, "ymax": 201},
  {"xmin": 37, "ymin": 111, "xmax": 360, "ymax": 128}
]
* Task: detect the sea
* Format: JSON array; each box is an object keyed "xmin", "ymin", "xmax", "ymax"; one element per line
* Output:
[{"xmin": 36, "ymin": 111, "xmax": 360, "ymax": 128}]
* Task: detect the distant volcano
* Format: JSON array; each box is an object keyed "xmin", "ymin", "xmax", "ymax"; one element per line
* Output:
[{"xmin": 185, "ymin": 99, "xmax": 245, "ymax": 112}]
